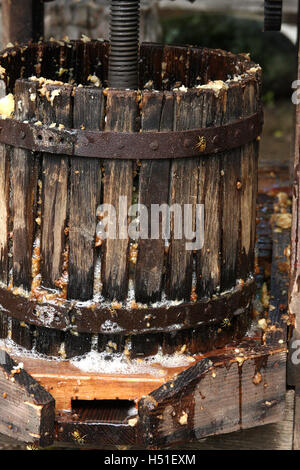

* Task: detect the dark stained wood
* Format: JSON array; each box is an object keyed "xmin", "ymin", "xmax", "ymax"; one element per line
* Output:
[
  {"xmin": 55, "ymin": 400, "xmax": 137, "ymax": 446},
  {"xmin": 196, "ymin": 89, "xmax": 224, "ymax": 297},
  {"xmin": 138, "ymin": 346, "xmax": 286, "ymax": 448},
  {"xmin": 267, "ymin": 228, "xmax": 290, "ymax": 346},
  {"xmin": 68, "ymin": 87, "xmax": 104, "ymax": 301},
  {"xmin": 220, "ymin": 84, "xmax": 243, "ymax": 290},
  {"xmin": 0, "ymin": 80, "xmax": 10, "ymax": 286},
  {"xmin": 0, "ymin": 350, "xmax": 54, "ymax": 447},
  {"xmin": 134, "ymin": 91, "xmax": 173, "ymax": 303},
  {"xmin": 166, "ymin": 90, "xmax": 200, "ymax": 301},
  {"xmin": 162, "ymin": 45, "xmax": 189, "ymax": 90},
  {"xmin": 239, "ymin": 142, "xmax": 257, "ymax": 279},
  {"xmin": 101, "ymin": 90, "xmax": 138, "ymax": 301},
  {"xmin": 186, "ymin": 389, "xmax": 294, "ymax": 450},
  {"xmin": 293, "ymin": 388, "xmax": 300, "ymax": 450},
  {"xmin": 38, "ymin": 84, "xmax": 72, "ymax": 289},
  {"xmin": 0, "ymin": 312, "xmax": 8, "ymax": 339},
  {"xmin": 11, "ymin": 319, "xmax": 33, "ymax": 351},
  {"xmin": 12, "ymin": 79, "xmax": 39, "ymax": 290},
  {"xmin": 139, "ymin": 43, "xmax": 164, "ymax": 90},
  {"xmin": 239, "ymin": 79, "xmax": 259, "ymax": 279},
  {"xmin": 188, "ymin": 47, "xmax": 209, "ymax": 87},
  {"xmin": 35, "ymin": 326, "xmax": 64, "ymax": 358},
  {"xmin": 2, "ymin": 0, "xmax": 44, "ymax": 46}
]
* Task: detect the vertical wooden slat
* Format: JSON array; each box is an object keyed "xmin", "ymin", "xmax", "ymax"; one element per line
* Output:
[
  {"xmin": 101, "ymin": 90, "xmax": 138, "ymax": 302},
  {"xmin": 11, "ymin": 319, "xmax": 33, "ymax": 350},
  {"xmin": 162, "ymin": 45, "xmax": 189, "ymax": 90},
  {"xmin": 166, "ymin": 90, "xmax": 200, "ymax": 301},
  {"xmin": 220, "ymin": 84, "xmax": 243, "ymax": 290},
  {"xmin": 196, "ymin": 89, "xmax": 225, "ymax": 297},
  {"xmin": 11, "ymin": 79, "xmax": 39, "ymax": 346},
  {"xmin": 39, "ymin": 84, "xmax": 72, "ymax": 289},
  {"xmin": 134, "ymin": 91, "xmax": 174, "ymax": 303},
  {"xmin": 0, "ymin": 80, "xmax": 10, "ymax": 286},
  {"xmin": 0, "ymin": 312, "xmax": 8, "ymax": 339},
  {"xmin": 68, "ymin": 87, "xmax": 104, "ymax": 301},
  {"xmin": 239, "ymin": 80, "xmax": 259, "ymax": 279},
  {"xmin": 188, "ymin": 47, "xmax": 209, "ymax": 87},
  {"xmin": 35, "ymin": 326, "xmax": 64, "ymax": 357},
  {"xmin": 139, "ymin": 43, "xmax": 163, "ymax": 90},
  {"xmin": 12, "ymin": 79, "xmax": 39, "ymax": 290}
]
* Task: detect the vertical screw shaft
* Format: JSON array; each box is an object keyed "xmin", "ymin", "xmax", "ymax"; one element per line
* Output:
[{"xmin": 108, "ymin": 0, "xmax": 140, "ymax": 89}]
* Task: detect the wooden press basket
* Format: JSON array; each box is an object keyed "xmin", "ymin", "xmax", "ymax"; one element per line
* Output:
[
  {"xmin": 0, "ymin": 39, "xmax": 288, "ymax": 450},
  {"xmin": 0, "ymin": 40, "xmax": 263, "ymax": 360}
]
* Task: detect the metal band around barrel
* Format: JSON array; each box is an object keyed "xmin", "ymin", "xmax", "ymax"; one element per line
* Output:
[{"xmin": 0, "ymin": 109, "xmax": 263, "ymax": 160}]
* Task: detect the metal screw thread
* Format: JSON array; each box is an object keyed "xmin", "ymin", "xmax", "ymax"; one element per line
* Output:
[
  {"xmin": 264, "ymin": 0, "xmax": 282, "ymax": 31},
  {"xmin": 108, "ymin": 0, "xmax": 140, "ymax": 89}
]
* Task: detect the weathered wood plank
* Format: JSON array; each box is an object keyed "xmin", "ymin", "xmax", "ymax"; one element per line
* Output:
[
  {"xmin": 134, "ymin": 91, "xmax": 173, "ymax": 303},
  {"xmin": 0, "ymin": 350, "xmax": 54, "ymax": 447},
  {"xmin": 101, "ymin": 90, "xmax": 138, "ymax": 301},
  {"xmin": 11, "ymin": 319, "xmax": 33, "ymax": 351},
  {"xmin": 239, "ymin": 80, "xmax": 259, "ymax": 279},
  {"xmin": 187, "ymin": 388, "xmax": 294, "ymax": 450},
  {"xmin": 166, "ymin": 90, "xmax": 200, "ymax": 301},
  {"xmin": 0, "ymin": 80, "xmax": 10, "ymax": 286},
  {"xmin": 267, "ymin": 228, "xmax": 290, "ymax": 346},
  {"xmin": 12, "ymin": 79, "xmax": 39, "ymax": 291},
  {"xmin": 39, "ymin": 84, "xmax": 72, "ymax": 289},
  {"xmin": 68, "ymin": 87, "xmax": 104, "ymax": 301},
  {"xmin": 196, "ymin": 89, "xmax": 225, "ymax": 297},
  {"xmin": 162, "ymin": 45, "xmax": 189, "ymax": 90},
  {"xmin": 139, "ymin": 43, "xmax": 164, "ymax": 90},
  {"xmin": 138, "ymin": 346, "xmax": 286, "ymax": 448},
  {"xmin": 220, "ymin": 84, "xmax": 243, "ymax": 290}
]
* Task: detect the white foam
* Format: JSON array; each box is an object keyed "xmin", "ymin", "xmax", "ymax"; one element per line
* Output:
[
  {"xmin": 70, "ymin": 349, "xmax": 195, "ymax": 377},
  {"xmin": 0, "ymin": 338, "xmax": 63, "ymax": 362}
]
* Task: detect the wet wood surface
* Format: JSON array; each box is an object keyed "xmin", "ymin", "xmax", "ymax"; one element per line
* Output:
[
  {"xmin": 101, "ymin": 90, "xmax": 138, "ymax": 301},
  {"xmin": 68, "ymin": 86, "xmax": 104, "ymax": 301},
  {"xmin": 0, "ymin": 350, "xmax": 54, "ymax": 447}
]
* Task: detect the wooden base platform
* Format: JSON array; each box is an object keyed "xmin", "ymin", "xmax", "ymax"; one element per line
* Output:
[
  {"xmin": 0, "ymin": 185, "xmax": 291, "ymax": 448},
  {"xmin": 1, "ymin": 335, "xmax": 287, "ymax": 448}
]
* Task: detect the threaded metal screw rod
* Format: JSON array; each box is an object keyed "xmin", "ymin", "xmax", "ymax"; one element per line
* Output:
[
  {"xmin": 108, "ymin": 0, "xmax": 140, "ymax": 89},
  {"xmin": 264, "ymin": 0, "xmax": 283, "ymax": 31}
]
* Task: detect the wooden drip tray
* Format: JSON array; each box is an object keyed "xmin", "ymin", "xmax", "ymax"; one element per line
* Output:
[{"xmin": 2, "ymin": 335, "xmax": 287, "ymax": 448}]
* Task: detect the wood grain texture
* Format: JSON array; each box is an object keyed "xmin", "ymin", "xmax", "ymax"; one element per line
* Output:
[
  {"xmin": 196, "ymin": 89, "xmax": 224, "ymax": 297},
  {"xmin": 220, "ymin": 84, "xmax": 243, "ymax": 291},
  {"xmin": 289, "ymin": 27, "xmax": 300, "ymax": 393},
  {"xmin": 0, "ymin": 80, "xmax": 10, "ymax": 286},
  {"xmin": 68, "ymin": 87, "xmax": 104, "ymax": 301},
  {"xmin": 134, "ymin": 91, "xmax": 173, "ymax": 303},
  {"xmin": 101, "ymin": 90, "xmax": 138, "ymax": 301},
  {"xmin": 12, "ymin": 79, "xmax": 39, "ymax": 290},
  {"xmin": 166, "ymin": 90, "xmax": 200, "ymax": 301},
  {"xmin": 39, "ymin": 84, "xmax": 72, "ymax": 289},
  {"xmin": 138, "ymin": 346, "xmax": 286, "ymax": 448},
  {"xmin": 239, "ymin": 80, "xmax": 259, "ymax": 279},
  {"xmin": 0, "ymin": 350, "xmax": 54, "ymax": 447},
  {"xmin": 267, "ymin": 228, "xmax": 290, "ymax": 346}
]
